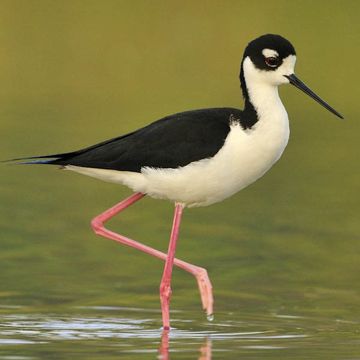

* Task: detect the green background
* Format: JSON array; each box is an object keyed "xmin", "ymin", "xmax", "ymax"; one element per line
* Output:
[{"xmin": 1, "ymin": 1, "xmax": 359, "ymax": 358}]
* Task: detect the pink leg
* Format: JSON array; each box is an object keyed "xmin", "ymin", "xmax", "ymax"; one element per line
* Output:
[
  {"xmin": 91, "ymin": 193, "xmax": 213, "ymax": 319},
  {"xmin": 159, "ymin": 203, "xmax": 183, "ymax": 329}
]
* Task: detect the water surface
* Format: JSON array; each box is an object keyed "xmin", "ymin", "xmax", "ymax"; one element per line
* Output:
[{"xmin": 0, "ymin": 305, "xmax": 359, "ymax": 359}]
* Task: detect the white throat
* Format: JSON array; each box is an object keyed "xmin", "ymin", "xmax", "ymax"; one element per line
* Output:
[
  {"xmin": 241, "ymin": 56, "xmax": 290, "ymax": 169},
  {"xmin": 242, "ymin": 56, "xmax": 286, "ymax": 122}
]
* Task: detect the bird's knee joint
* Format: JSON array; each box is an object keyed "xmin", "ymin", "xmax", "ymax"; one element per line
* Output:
[
  {"xmin": 91, "ymin": 218, "xmax": 103, "ymax": 233},
  {"xmin": 197, "ymin": 267, "xmax": 208, "ymax": 278},
  {"xmin": 160, "ymin": 284, "xmax": 172, "ymax": 299}
]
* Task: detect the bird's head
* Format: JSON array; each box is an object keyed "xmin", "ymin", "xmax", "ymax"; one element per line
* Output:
[
  {"xmin": 242, "ymin": 34, "xmax": 296, "ymax": 87},
  {"xmin": 240, "ymin": 34, "xmax": 343, "ymax": 118}
]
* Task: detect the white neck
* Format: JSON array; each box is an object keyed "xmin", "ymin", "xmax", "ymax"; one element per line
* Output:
[{"xmin": 243, "ymin": 57, "xmax": 287, "ymax": 123}]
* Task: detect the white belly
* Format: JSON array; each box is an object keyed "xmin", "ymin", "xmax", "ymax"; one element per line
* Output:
[{"xmin": 66, "ymin": 118, "xmax": 289, "ymax": 207}]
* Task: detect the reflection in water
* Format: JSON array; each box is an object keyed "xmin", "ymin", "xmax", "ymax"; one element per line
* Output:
[
  {"xmin": 159, "ymin": 330, "xmax": 170, "ymax": 359},
  {"xmin": 199, "ymin": 338, "xmax": 212, "ymax": 360},
  {"xmin": 0, "ymin": 306, "xmax": 358, "ymax": 358},
  {"xmin": 159, "ymin": 330, "xmax": 212, "ymax": 360}
]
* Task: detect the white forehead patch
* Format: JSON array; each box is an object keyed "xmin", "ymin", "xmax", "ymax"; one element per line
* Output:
[{"xmin": 262, "ymin": 48, "xmax": 279, "ymax": 58}]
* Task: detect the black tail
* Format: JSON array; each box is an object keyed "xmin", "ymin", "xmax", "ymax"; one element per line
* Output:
[{"xmin": 3, "ymin": 151, "xmax": 76, "ymax": 165}]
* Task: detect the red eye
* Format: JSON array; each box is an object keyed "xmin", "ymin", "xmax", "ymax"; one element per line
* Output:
[{"xmin": 265, "ymin": 57, "xmax": 279, "ymax": 67}]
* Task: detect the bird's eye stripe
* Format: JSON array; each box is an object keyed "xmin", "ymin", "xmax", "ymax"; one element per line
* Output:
[{"xmin": 262, "ymin": 48, "xmax": 279, "ymax": 58}]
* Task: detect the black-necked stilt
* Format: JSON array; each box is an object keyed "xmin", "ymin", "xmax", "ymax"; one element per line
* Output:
[{"xmin": 12, "ymin": 34, "xmax": 343, "ymax": 329}]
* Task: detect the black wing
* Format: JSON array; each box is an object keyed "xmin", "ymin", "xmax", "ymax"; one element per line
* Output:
[{"xmin": 20, "ymin": 107, "xmax": 242, "ymax": 172}]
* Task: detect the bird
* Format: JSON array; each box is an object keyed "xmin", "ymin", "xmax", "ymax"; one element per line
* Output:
[{"xmin": 10, "ymin": 34, "xmax": 343, "ymax": 330}]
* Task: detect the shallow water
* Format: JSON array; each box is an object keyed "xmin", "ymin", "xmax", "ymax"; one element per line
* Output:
[{"xmin": 0, "ymin": 305, "xmax": 359, "ymax": 359}]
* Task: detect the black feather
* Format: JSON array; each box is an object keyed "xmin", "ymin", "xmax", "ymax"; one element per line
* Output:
[{"xmin": 13, "ymin": 108, "xmax": 249, "ymax": 172}]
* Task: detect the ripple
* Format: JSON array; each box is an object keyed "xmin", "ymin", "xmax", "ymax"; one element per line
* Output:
[
  {"xmin": 0, "ymin": 307, "xmax": 358, "ymax": 358},
  {"xmin": 0, "ymin": 338, "xmax": 44, "ymax": 345},
  {"xmin": 0, "ymin": 309, "xmax": 309, "ymax": 343}
]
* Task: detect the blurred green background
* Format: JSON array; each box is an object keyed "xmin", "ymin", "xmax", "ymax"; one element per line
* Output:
[{"xmin": 0, "ymin": 0, "xmax": 359, "ymax": 358}]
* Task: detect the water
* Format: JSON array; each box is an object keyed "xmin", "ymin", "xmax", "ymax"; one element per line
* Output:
[
  {"xmin": 0, "ymin": 306, "xmax": 358, "ymax": 359},
  {"xmin": 1, "ymin": 1, "xmax": 360, "ymax": 358}
]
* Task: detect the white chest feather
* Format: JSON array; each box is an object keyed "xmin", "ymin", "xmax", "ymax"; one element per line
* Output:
[{"xmin": 67, "ymin": 111, "xmax": 289, "ymax": 207}]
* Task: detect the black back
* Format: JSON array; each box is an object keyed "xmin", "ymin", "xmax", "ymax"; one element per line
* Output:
[{"xmin": 50, "ymin": 108, "xmax": 243, "ymax": 172}]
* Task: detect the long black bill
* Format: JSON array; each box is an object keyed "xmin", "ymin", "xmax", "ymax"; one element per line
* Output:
[{"xmin": 284, "ymin": 74, "xmax": 343, "ymax": 119}]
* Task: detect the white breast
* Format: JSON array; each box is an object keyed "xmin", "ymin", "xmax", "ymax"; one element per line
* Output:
[{"xmin": 66, "ymin": 111, "xmax": 289, "ymax": 207}]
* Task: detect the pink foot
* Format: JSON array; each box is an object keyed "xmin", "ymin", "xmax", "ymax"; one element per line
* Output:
[{"xmin": 195, "ymin": 267, "xmax": 213, "ymax": 318}]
